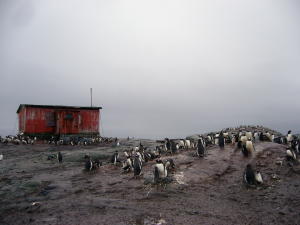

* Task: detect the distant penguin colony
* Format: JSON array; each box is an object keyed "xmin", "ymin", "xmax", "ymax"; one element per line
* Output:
[{"xmin": 3, "ymin": 126, "xmax": 299, "ymax": 194}]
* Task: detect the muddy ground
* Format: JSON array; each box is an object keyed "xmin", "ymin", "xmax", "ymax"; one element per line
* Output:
[{"xmin": 0, "ymin": 140, "xmax": 300, "ymax": 225}]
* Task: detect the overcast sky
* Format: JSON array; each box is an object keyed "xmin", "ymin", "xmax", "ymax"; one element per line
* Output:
[{"xmin": 0, "ymin": 0, "xmax": 300, "ymax": 139}]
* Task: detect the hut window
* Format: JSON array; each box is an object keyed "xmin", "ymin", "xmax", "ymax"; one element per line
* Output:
[
  {"xmin": 65, "ymin": 113, "xmax": 73, "ymax": 120},
  {"xmin": 46, "ymin": 112, "xmax": 55, "ymax": 127}
]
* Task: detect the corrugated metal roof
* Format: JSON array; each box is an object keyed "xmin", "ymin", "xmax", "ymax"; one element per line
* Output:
[{"xmin": 17, "ymin": 104, "xmax": 102, "ymax": 113}]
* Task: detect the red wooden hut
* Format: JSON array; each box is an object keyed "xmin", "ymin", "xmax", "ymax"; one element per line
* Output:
[{"xmin": 17, "ymin": 104, "xmax": 102, "ymax": 137}]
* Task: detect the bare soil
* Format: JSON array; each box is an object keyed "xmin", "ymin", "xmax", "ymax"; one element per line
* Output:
[{"xmin": 0, "ymin": 140, "xmax": 300, "ymax": 225}]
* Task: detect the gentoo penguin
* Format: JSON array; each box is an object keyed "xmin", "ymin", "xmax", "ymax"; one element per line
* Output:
[
  {"xmin": 245, "ymin": 138, "xmax": 255, "ymax": 153},
  {"xmin": 85, "ymin": 157, "xmax": 93, "ymax": 171},
  {"xmin": 240, "ymin": 135, "xmax": 248, "ymax": 145},
  {"xmin": 259, "ymin": 132, "xmax": 264, "ymax": 141},
  {"xmin": 154, "ymin": 159, "xmax": 167, "ymax": 183},
  {"xmin": 93, "ymin": 159, "xmax": 101, "ymax": 169},
  {"xmin": 164, "ymin": 158, "xmax": 175, "ymax": 171},
  {"xmin": 286, "ymin": 148, "xmax": 297, "ymax": 161},
  {"xmin": 265, "ymin": 132, "xmax": 272, "ymax": 142},
  {"xmin": 244, "ymin": 164, "xmax": 256, "ymax": 185},
  {"xmin": 170, "ymin": 140, "xmax": 177, "ymax": 154},
  {"xmin": 237, "ymin": 140, "xmax": 242, "ymax": 149},
  {"xmin": 122, "ymin": 156, "xmax": 133, "ymax": 172},
  {"xmin": 197, "ymin": 138, "xmax": 205, "ymax": 157},
  {"xmin": 58, "ymin": 152, "xmax": 63, "ymax": 163},
  {"xmin": 133, "ymin": 154, "xmax": 142, "ymax": 177},
  {"xmin": 246, "ymin": 132, "xmax": 252, "ymax": 140},
  {"xmin": 241, "ymin": 144, "xmax": 249, "ymax": 157},
  {"xmin": 255, "ymin": 171, "xmax": 263, "ymax": 184},
  {"xmin": 287, "ymin": 130, "xmax": 293, "ymax": 146},
  {"xmin": 111, "ymin": 151, "xmax": 119, "ymax": 165},
  {"xmin": 253, "ymin": 132, "xmax": 259, "ymax": 142},
  {"xmin": 165, "ymin": 138, "xmax": 171, "ymax": 152},
  {"xmin": 218, "ymin": 131, "xmax": 225, "ymax": 149}
]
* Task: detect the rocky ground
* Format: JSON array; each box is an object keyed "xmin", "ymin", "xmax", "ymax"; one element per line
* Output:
[{"xmin": 0, "ymin": 139, "xmax": 300, "ymax": 225}]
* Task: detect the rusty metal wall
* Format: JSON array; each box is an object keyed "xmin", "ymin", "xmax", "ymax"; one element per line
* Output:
[{"xmin": 18, "ymin": 106, "xmax": 100, "ymax": 136}]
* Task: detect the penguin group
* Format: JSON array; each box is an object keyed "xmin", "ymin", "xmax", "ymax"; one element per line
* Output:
[{"xmin": 84, "ymin": 154, "xmax": 102, "ymax": 171}]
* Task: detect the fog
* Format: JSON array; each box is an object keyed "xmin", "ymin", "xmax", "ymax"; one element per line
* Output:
[{"xmin": 0, "ymin": 0, "xmax": 300, "ymax": 139}]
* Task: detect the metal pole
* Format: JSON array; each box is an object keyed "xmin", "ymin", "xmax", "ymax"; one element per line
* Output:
[{"xmin": 90, "ymin": 88, "xmax": 93, "ymax": 107}]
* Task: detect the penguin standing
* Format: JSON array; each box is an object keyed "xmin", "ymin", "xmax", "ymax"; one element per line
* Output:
[
  {"xmin": 170, "ymin": 140, "xmax": 177, "ymax": 154},
  {"xmin": 58, "ymin": 152, "xmax": 63, "ymax": 163},
  {"xmin": 164, "ymin": 158, "xmax": 175, "ymax": 171},
  {"xmin": 85, "ymin": 157, "xmax": 93, "ymax": 171},
  {"xmin": 259, "ymin": 132, "xmax": 264, "ymax": 141},
  {"xmin": 245, "ymin": 138, "xmax": 255, "ymax": 153},
  {"xmin": 197, "ymin": 138, "xmax": 205, "ymax": 157},
  {"xmin": 133, "ymin": 154, "xmax": 142, "ymax": 177},
  {"xmin": 122, "ymin": 156, "xmax": 133, "ymax": 172},
  {"xmin": 243, "ymin": 164, "xmax": 256, "ymax": 185},
  {"xmin": 218, "ymin": 131, "xmax": 225, "ymax": 149},
  {"xmin": 154, "ymin": 159, "xmax": 167, "ymax": 183},
  {"xmin": 111, "ymin": 151, "xmax": 119, "ymax": 165},
  {"xmin": 241, "ymin": 144, "xmax": 249, "ymax": 157},
  {"xmin": 286, "ymin": 148, "xmax": 297, "ymax": 161},
  {"xmin": 255, "ymin": 171, "xmax": 263, "ymax": 184},
  {"xmin": 165, "ymin": 138, "xmax": 171, "ymax": 152}
]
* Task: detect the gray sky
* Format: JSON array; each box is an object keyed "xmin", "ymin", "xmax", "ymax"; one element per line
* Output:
[{"xmin": 0, "ymin": 0, "xmax": 300, "ymax": 139}]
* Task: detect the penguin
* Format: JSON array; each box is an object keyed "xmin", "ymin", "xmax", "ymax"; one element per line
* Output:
[
  {"xmin": 244, "ymin": 164, "xmax": 256, "ymax": 185},
  {"xmin": 255, "ymin": 171, "xmax": 263, "ymax": 184},
  {"xmin": 246, "ymin": 132, "xmax": 252, "ymax": 140},
  {"xmin": 164, "ymin": 158, "xmax": 175, "ymax": 171},
  {"xmin": 58, "ymin": 152, "xmax": 63, "ymax": 163},
  {"xmin": 245, "ymin": 138, "xmax": 255, "ymax": 153},
  {"xmin": 0, "ymin": 153, "xmax": 3, "ymax": 161},
  {"xmin": 122, "ymin": 156, "xmax": 133, "ymax": 172},
  {"xmin": 154, "ymin": 159, "xmax": 167, "ymax": 183},
  {"xmin": 282, "ymin": 137, "xmax": 288, "ymax": 145},
  {"xmin": 253, "ymin": 132, "xmax": 259, "ymax": 142},
  {"xmin": 265, "ymin": 132, "xmax": 272, "ymax": 142},
  {"xmin": 237, "ymin": 140, "xmax": 242, "ymax": 149},
  {"xmin": 286, "ymin": 148, "xmax": 297, "ymax": 161},
  {"xmin": 218, "ymin": 131, "xmax": 225, "ymax": 149},
  {"xmin": 165, "ymin": 138, "xmax": 171, "ymax": 152},
  {"xmin": 85, "ymin": 157, "xmax": 93, "ymax": 171},
  {"xmin": 291, "ymin": 140, "xmax": 299, "ymax": 153},
  {"xmin": 235, "ymin": 134, "xmax": 239, "ymax": 143},
  {"xmin": 170, "ymin": 140, "xmax": 177, "ymax": 154},
  {"xmin": 287, "ymin": 130, "xmax": 293, "ymax": 144},
  {"xmin": 197, "ymin": 138, "xmax": 205, "ymax": 157},
  {"xmin": 241, "ymin": 144, "xmax": 249, "ymax": 157},
  {"xmin": 133, "ymin": 154, "xmax": 142, "ymax": 177},
  {"xmin": 111, "ymin": 151, "xmax": 119, "ymax": 165},
  {"xmin": 240, "ymin": 135, "xmax": 248, "ymax": 145},
  {"xmin": 259, "ymin": 132, "xmax": 264, "ymax": 141},
  {"xmin": 93, "ymin": 159, "xmax": 101, "ymax": 169}
]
